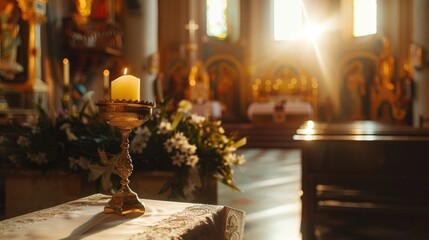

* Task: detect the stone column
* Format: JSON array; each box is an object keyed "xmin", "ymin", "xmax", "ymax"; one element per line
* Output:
[
  {"xmin": 123, "ymin": 0, "xmax": 158, "ymax": 102},
  {"xmin": 412, "ymin": 0, "xmax": 429, "ymax": 126}
]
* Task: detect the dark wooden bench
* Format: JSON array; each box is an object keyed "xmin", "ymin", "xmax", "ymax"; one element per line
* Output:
[
  {"xmin": 294, "ymin": 121, "xmax": 429, "ymax": 240},
  {"xmin": 223, "ymin": 122, "xmax": 304, "ymax": 148}
]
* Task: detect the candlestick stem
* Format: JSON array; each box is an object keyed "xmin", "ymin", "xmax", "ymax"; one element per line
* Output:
[
  {"xmin": 118, "ymin": 128, "xmax": 132, "ymax": 188},
  {"xmin": 104, "ymin": 126, "xmax": 145, "ymax": 215}
]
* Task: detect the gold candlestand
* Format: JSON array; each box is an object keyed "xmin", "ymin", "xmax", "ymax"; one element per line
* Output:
[
  {"xmin": 96, "ymin": 99, "xmax": 155, "ymax": 215},
  {"xmin": 63, "ymin": 85, "xmax": 71, "ymax": 109}
]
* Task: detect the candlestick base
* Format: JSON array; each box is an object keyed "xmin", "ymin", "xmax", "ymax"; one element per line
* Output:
[
  {"xmin": 104, "ymin": 186, "xmax": 145, "ymax": 215},
  {"xmin": 96, "ymin": 99, "xmax": 155, "ymax": 216}
]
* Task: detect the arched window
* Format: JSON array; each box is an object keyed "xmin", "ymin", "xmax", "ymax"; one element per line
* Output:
[
  {"xmin": 273, "ymin": 0, "xmax": 303, "ymax": 41},
  {"xmin": 206, "ymin": 0, "xmax": 240, "ymax": 41},
  {"xmin": 206, "ymin": 0, "xmax": 228, "ymax": 39},
  {"xmin": 353, "ymin": 0, "xmax": 377, "ymax": 37}
]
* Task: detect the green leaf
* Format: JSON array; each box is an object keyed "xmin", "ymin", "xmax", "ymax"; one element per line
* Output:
[
  {"xmin": 171, "ymin": 112, "xmax": 183, "ymax": 130},
  {"xmin": 231, "ymin": 137, "xmax": 247, "ymax": 149},
  {"xmin": 101, "ymin": 172, "xmax": 113, "ymax": 191},
  {"xmin": 158, "ymin": 179, "xmax": 173, "ymax": 194}
]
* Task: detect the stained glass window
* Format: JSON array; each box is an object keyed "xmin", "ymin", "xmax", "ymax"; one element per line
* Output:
[
  {"xmin": 274, "ymin": 0, "xmax": 303, "ymax": 41},
  {"xmin": 206, "ymin": 0, "xmax": 228, "ymax": 39},
  {"xmin": 353, "ymin": 0, "xmax": 377, "ymax": 37}
]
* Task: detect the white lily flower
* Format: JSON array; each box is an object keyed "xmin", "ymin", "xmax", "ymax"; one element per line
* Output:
[
  {"xmin": 172, "ymin": 154, "xmax": 185, "ymax": 166},
  {"xmin": 164, "ymin": 138, "xmax": 175, "ymax": 153},
  {"xmin": 17, "ymin": 136, "xmax": 30, "ymax": 147},
  {"xmin": 22, "ymin": 114, "xmax": 39, "ymax": 133},
  {"xmin": 60, "ymin": 123, "xmax": 78, "ymax": 141},
  {"xmin": 223, "ymin": 153, "xmax": 235, "ymax": 164},
  {"xmin": 27, "ymin": 152, "xmax": 48, "ymax": 165},
  {"xmin": 235, "ymin": 154, "xmax": 246, "ymax": 165},
  {"xmin": 186, "ymin": 155, "xmax": 199, "ymax": 167},
  {"xmin": 190, "ymin": 114, "xmax": 205, "ymax": 125},
  {"xmin": 130, "ymin": 135, "xmax": 148, "ymax": 154},
  {"xmin": 157, "ymin": 121, "xmax": 172, "ymax": 134}
]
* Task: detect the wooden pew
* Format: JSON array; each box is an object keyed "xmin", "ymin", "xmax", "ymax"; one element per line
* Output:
[
  {"xmin": 223, "ymin": 122, "xmax": 303, "ymax": 148},
  {"xmin": 294, "ymin": 121, "xmax": 429, "ymax": 240}
]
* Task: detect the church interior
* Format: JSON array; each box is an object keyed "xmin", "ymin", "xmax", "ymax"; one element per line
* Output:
[{"xmin": 1, "ymin": 0, "xmax": 429, "ymax": 239}]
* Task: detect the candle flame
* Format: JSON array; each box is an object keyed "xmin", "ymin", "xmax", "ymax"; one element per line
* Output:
[
  {"xmin": 103, "ymin": 69, "xmax": 110, "ymax": 76},
  {"xmin": 63, "ymin": 58, "xmax": 69, "ymax": 64},
  {"xmin": 123, "ymin": 68, "xmax": 128, "ymax": 75}
]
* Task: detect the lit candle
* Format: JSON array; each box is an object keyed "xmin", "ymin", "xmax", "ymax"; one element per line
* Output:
[
  {"xmin": 103, "ymin": 69, "xmax": 110, "ymax": 89},
  {"xmin": 63, "ymin": 58, "xmax": 69, "ymax": 86},
  {"xmin": 111, "ymin": 68, "xmax": 140, "ymax": 101}
]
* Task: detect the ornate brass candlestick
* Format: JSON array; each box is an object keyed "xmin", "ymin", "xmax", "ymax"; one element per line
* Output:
[{"xmin": 96, "ymin": 99, "xmax": 155, "ymax": 215}]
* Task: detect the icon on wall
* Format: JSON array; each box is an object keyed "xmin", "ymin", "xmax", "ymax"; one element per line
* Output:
[{"xmin": 411, "ymin": 43, "xmax": 424, "ymax": 70}]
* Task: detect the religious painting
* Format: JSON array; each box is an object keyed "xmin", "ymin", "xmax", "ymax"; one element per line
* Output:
[
  {"xmin": 339, "ymin": 53, "xmax": 378, "ymax": 120},
  {"xmin": 205, "ymin": 55, "xmax": 243, "ymax": 121},
  {"xmin": 411, "ymin": 43, "xmax": 424, "ymax": 70},
  {"xmin": 165, "ymin": 59, "xmax": 188, "ymax": 105}
]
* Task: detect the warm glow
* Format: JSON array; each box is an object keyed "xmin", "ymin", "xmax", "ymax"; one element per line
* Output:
[
  {"xmin": 188, "ymin": 65, "xmax": 197, "ymax": 86},
  {"xmin": 302, "ymin": 24, "xmax": 322, "ymax": 40},
  {"xmin": 274, "ymin": 0, "xmax": 303, "ymax": 41},
  {"xmin": 63, "ymin": 58, "xmax": 70, "ymax": 86},
  {"xmin": 353, "ymin": 0, "xmax": 377, "ymax": 37},
  {"xmin": 123, "ymin": 68, "xmax": 128, "ymax": 75},
  {"xmin": 103, "ymin": 69, "xmax": 110, "ymax": 89},
  {"xmin": 301, "ymin": 121, "xmax": 315, "ymax": 136}
]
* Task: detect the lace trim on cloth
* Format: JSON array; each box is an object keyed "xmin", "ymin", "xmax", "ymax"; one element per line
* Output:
[
  {"xmin": 224, "ymin": 207, "xmax": 245, "ymax": 240},
  {"xmin": 130, "ymin": 204, "xmax": 244, "ymax": 240},
  {"xmin": 0, "ymin": 194, "xmax": 110, "ymax": 235}
]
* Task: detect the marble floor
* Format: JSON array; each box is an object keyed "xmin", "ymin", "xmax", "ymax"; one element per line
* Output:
[{"xmin": 218, "ymin": 148, "xmax": 302, "ymax": 240}]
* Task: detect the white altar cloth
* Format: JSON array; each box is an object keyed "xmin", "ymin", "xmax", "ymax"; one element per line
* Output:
[
  {"xmin": 247, "ymin": 101, "xmax": 313, "ymax": 122},
  {"xmin": 0, "ymin": 194, "xmax": 244, "ymax": 240},
  {"xmin": 191, "ymin": 101, "xmax": 222, "ymax": 120}
]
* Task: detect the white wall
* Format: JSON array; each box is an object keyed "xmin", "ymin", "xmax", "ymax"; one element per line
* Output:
[{"xmin": 412, "ymin": 0, "xmax": 429, "ymax": 126}]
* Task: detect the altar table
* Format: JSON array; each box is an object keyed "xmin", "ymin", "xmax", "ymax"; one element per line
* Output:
[
  {"xmin": 191, "ymin": 101, "xmax": 222, "ymax": 120},
  {"xmin": 0, "ymin": 194, "xmax": 244, "ymax": 239},
  {"xmin": 247, "ymin": 101, "xmax": 313, "ymax": 123}
]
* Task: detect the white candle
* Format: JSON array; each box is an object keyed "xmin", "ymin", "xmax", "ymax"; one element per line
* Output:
[
  {"xmin": 111, "ymin": 68, "xmax": 140, "ymax": 101},
  {"xmin": 103, "ymin": 69, "xmax": 110, "ymax": 89},
  {"xmin": 63, "ymin": 58, "xmax": 69, "ymax": 86}
]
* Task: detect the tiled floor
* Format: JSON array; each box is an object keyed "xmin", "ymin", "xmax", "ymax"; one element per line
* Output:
[{"xmin": 218, "ymin": 148, "xmax": 302, "ymax": 240}]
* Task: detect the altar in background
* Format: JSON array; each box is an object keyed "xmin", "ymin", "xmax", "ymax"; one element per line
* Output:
[
  {"xmin": 248, "ymin": 63, "xmax": 318, "ymax": 124},
  {"xmin": 247, "ymin": 100, "xmax": 314, "ymax": 124},
  {"xmin": 191, "ymin": 100, "xmax": 222, "ymax": 120},
  {"xmin": 0, "ymin": 0, "xmax": 48, "ymax": 124}
]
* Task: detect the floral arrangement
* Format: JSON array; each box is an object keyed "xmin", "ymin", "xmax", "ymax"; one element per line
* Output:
[
  {"xmin": 0, "ymin": 93, "xmax": 246, "ymax": 201},
  {"xmin": 129, "ymin": 99, "xmax": 246, "ymax": 200}
]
